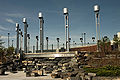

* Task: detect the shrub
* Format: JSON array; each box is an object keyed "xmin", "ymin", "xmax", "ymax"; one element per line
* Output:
[{"xmin": 84, "ymin": 65, "xmax": 120, "ymax": 76}]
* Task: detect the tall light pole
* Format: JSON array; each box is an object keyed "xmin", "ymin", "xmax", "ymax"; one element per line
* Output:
[
  {"xmin": 19, "ymin": 29, "xmax": 21, "ymax": 50},
  {"xmin": 39, "ymin": 12, "xmax": 44, "ymax": 53},
  {"xmin": 36, "ymin": 36, "xmax": 39, "ymax": 53},
  {"xmin": 80, "ymin": 38, "xmax": 83, "ymax": 46},
  {"xmin": 23, "ymin": 18, "xmax": 28, "ymax": 53},
  {"xmin": 83, "ymin": 33, "xmax": 86, "ymax": 46},
  {"xmin": 12, "ymin": 40, "xmax": 14, "ymax": 47},
  {"xmin": 19, "ymin": 29, "xmax": 23, "ymax": 61},
  {"xmin": 63, "ymin": 8, "xmax": 70, "ymax": 52},
  {"xmin": 92, "ymin": 37, "xmax": 95, "ymax": 44},
  {"xmin": 27, "ymin": 34, "xmax": 30, "ymax": 53},
  {"xmin": 16, "ymin": 23, "xmax": 19, "ymax": 54},
  {"xmin": 52, "ymin": 44, "xmax": 53, "ymax": 51},
  {"xmin": 28, "ymin": 34, "xmax": 30, "ymax": 51},
  {"xmin": 57, "ymin": 38, "xmax": 60, "ymax": 49},
  {"xmin": 94, "ymin": 5, "xmax": 100, "ymax": 52},
  {"xmin": 69, "ymin": 38, "xmax": 71, "ymax": 49},
  {"xmin": 82, "ymin": 33, "xmax": 83, "ymax": 45},
  {"xmin": 8, "ymin": 32, "xmax": 10, "ymax": 48},
  {"xmin": 20, "ymin": 32, "xmax": 23, "ymax": 51},
  {"xmin": 46, "ymin": 37, "xmax": 48, "ymax": 51},
  {"xmin": 33, "ymin": 46, "xmax": 35, "ymax": 53}
]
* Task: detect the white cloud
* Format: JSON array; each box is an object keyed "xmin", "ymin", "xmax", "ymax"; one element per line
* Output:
[
  {"xmin": 0, "ymin": 24, "xmax": 15, "ymax": 32},
  {"xmin": 1, "ymin": 35, "xmax": 16, "ymax": 39},
  {"xmin": 0, "ymin": 25, "xmax": 8, "ymax": 31},
  {"xmin": 5, "ymin": 18, "xmax": 15, "ymax": 24},
  {"xmin": 10, "ymin": 35, "xmax": 16, "ymax": 39},
  {"xmin": 6, "ymin": 13, "xmax": 24, "ymax": 18},
  {"xmin": 0, "ymin": 36, "xmax": 7, "ymax": 39}
]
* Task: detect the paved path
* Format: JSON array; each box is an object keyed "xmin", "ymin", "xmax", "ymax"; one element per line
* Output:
[{"xmin": 0, "ymin": 71, "xmax": 63, "ymax": 80}]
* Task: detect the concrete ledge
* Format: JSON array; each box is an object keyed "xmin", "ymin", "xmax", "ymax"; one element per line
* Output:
[{"xmin": 24, "ymin": 51, "xmax": 76, "ymax": 58}]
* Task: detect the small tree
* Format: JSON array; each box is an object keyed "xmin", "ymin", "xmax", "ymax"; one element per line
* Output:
[
  {"xmin": 99, "ymin": 36, "xmax": 111, "ymax": 52},
  {"xmin": 113, "ymin": 35, "xmax": 120, "ymax": 51},
  {"xmin": 7, "ymin": 47, "xmax": 14, "ymax": 57},
  {"xmin": 0, "ymin": 36, "xmax": 5, "ymax": 48}
]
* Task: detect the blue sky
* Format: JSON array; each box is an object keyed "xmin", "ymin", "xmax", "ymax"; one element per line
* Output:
[{"xmin": 0, "ymin": 0, "xmax": 120, "ymax": 49}]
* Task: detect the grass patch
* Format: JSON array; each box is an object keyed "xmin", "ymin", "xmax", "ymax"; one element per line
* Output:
[{"xmin": 84, "ymin": 65, "xmax": 120, "ymax": 76}]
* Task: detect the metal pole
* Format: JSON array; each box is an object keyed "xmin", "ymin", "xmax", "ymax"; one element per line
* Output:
[
  {"xmin": 98, "ymin": 14, "xmax": 100, "ymax": 40},
  {"xmin": 57, "ymin": 41, "xmax": 59, "ymax": 49},
  {"xmin": 33, "ymin": 46, "xmax": 35, "ymax": 53},
  {"xmin": 63, "ymin": 8, "xmax": 70, "ymax": 52},
  {"xmin": 20, "ymin": 32, "xmax": 22, "ymax": 50},
  {"xmin": 84, "ymin": 33, "xmax": 86, "ymax": 46},
  {"xmin": 39, "ymin": 13, "xmax": 44, "ymax": 53},
  {"xmin": 47, "ymin": 40, "xmax": 48, "ymax": 50},
  {"xmin": 69, "ymin": 38, "xmax": 71, "ymax": 49},
  {"xmin": 36, "ymin": 36, "xmax": 38, "ymax": 53},
  {"xmin": 92, "ymin": 37, "xmax": 95, "ymax": 44},
  {"xmin": 95, "ymin": 13, "xmax": 99, "ymax": 52},
  {"xmin": 57, "ymin": 38, "xmax": 59, "ymax": 49},
  {"xmin": 12, "ymin": 40, "xmax": 14, "ymax": 47},
  {"xmin": 67, "ymin": 15, "xmax": 70, "ymax": 52},
  {"xmin": 82, "ymin": 33, "xmax": 84, "ymax": 46},
  {"xmin": 65, "ymin": 15, "xmax": 67, "ymax": 50},
  {"xmin": 16, "ymin": 23, "xmax": 19, "ymax": 54},
  {"xmin": 82, "ymin": 41, "xmax": 83, "ymax": 46},
  {"xmin": 23, "ymin": 18, "xmax": 27, "ymax": 53},
  {"xmin": 94, "ymin": 5, "xmax": 100, "ymax": 52},
  {"xmin": 36, "ymin": 40, "xmax": 38, "ymax": 52},
  {"xmin": 27, "ymin": 34, "xmax": 29, "ymax": 52},
  {"xmin": 20, "ymin": 31, "xmax": 23, "ymax": 61},
  {"xmin": 64, "ymin": 14, "xmax": 69, "ymax": 51},
  {"xmin": 27, "ymin": 34, "xmax": 30, "ymax": 53},
  {"xmin": 29, "ymin": 37, "xmax": 30, "ymax": 52},
  {"xmin": 21, "ymin": 34, "xmax": 23, "ymax": 58},
  {"xmin": 46, "ymin": 37, "xmax": 48, "ymax": 51},
  {"xmin": 8, "ymin": 33, "xmax": 10, "ymax": 48},
  {"xmin": 40, "ymin": 18, "xmax": 44, "ymax": 53},
  {"xmin": 52, "ymin": 44, "xmax": 53, "ymax": 51},
  {"xmin": 27, "ymin": 34, "xmax": 29, "ymax": 53},
  {"xmin": 21, "ymin": 34, "xmax": 23, "ymax": 51},
  {"xmin": 80, "ymin": 38, "xmax": 83, "ymax": 46},
  {"xmin": 39, "ymin": 12, "xmax": 44, "ymax": 53}
]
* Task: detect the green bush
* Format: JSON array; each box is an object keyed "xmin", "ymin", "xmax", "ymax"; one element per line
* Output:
[
  {"xmin": 6, "ymin": 47, "xmax": 14, "ymax": 57},
  {"xmin": 84, "ymin": 65, "xmax": 120, "ymax": 76},
  {"xmin": 0, "ymin": 48, "xmax": 4, "ymax": 53}
]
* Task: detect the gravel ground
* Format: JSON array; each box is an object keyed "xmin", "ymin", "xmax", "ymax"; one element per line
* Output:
[{"xmin": 0, "ymin": 71, "xmax": 63, "ymax": 80}]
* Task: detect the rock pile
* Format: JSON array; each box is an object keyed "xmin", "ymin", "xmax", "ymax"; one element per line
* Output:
[{"xmin": 23, "ymin": 52, "xmax": 96, "ymax": 80}]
